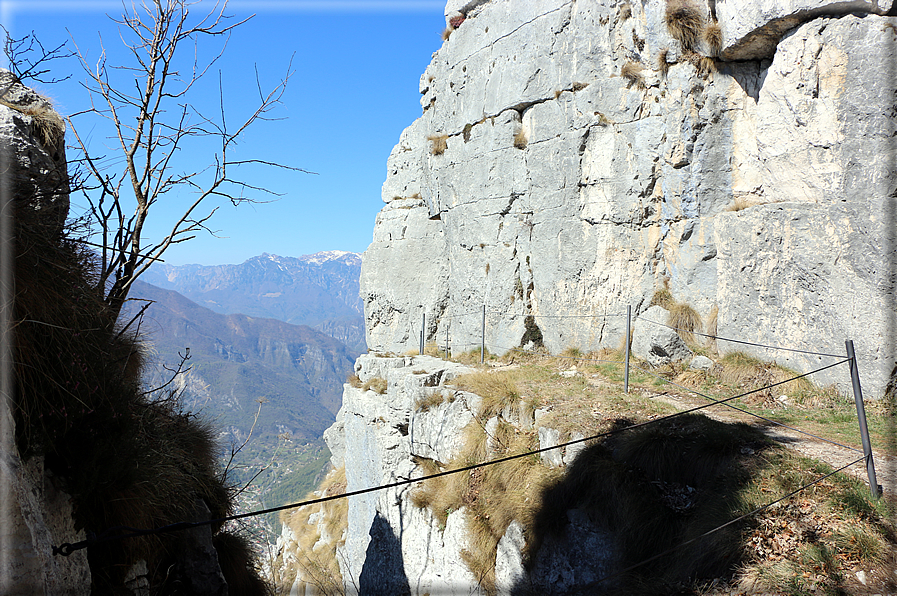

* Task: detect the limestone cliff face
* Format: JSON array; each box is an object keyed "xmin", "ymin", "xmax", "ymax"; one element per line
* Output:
[
  {"xmin": 362, "ymin": 0, "xmax": 897, "ymax": 397},
  {"xmin": 0, "ymin": 70, "xmax": 90, "ymax": 595}
]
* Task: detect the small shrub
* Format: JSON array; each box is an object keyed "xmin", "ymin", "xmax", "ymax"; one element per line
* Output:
[
  {"xmin": 441, "ymin": 27, "xmax": 453, "ymax": 41},
  {"xmin": 463, "ymin": 122, "xmax": 473, "ymax": 142},
  {"xmin": 513, "ymin": 129, "xmax": 528, "ymax": 149},
  {"xmin": 347, "ymin": 374, "xmax": 363, "ymax": 388},
  {"xmin": 704, "ymin": 21, "xmax": 722, "ymax": 55},
  {"xmin": 428, "ymin": 134, "xmax": 448, "ymax": 155},
  {"xmin": 621, "ymin": 61, "xmax": 645, "ymax": 88},
  {"xmin": 665, "ymin": 0, "xmax": 705, "ymax": 52},
  {"xmin": 362, "ymin": 377, "xmax": 388, "ymax": 394}
]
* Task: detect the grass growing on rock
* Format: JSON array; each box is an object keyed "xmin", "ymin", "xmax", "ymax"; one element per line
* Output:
[
  {"xmin": 665, "ymin": 0, "xmax": 705, "ymax": 52},
  {"xmin": 277, "ymin": 467, "xmax": 347, "ymax": 595}
]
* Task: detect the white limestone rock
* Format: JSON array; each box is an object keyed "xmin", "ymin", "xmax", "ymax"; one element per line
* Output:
[
  {"xmin": 362, "ymin": 1, "xmax": 896, "ymax": 397},
  {"xmin": 716, "ymin": 0, "xmax": 895, "ymax": 60},
  {"xmin": 632, "ymin": 306, "xmax": 694, "ymax": 366}
]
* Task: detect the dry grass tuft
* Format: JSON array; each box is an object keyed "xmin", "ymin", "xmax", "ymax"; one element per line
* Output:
[
  {"xmin": 650, "ymin": 288, "xmax": 675, "ymax": 309},
  {"xmin": 668, "ymin": 302, "xmax": 702, "ymax": 343},
  {"xmin": 451, "ymin": 371, "xmax": 520, "ymax": 417},
  {"xmin": 362, "ymin": 376, "xmax": 388, "ymax": 394},
  {"xmin": 428, "ymin": 134, "xmax": 448, "ymax": 155},
  {"xmin": 717, "ymin": 352, "xmax": 813, "ymax": 404},
  {"xmin": 513, "ymin": 129, "xmax": 528, "ymax": 149},
  {"xmin": 657, "ymin": 48, "xmax": 671, "ymax": 78},
  {"xmin": 415, "ymin": 391, "xmax": 448, "ymax": 413},
  {"xmin": 704, "ymin": 21, "xmax": 723, "ymax": 55},
  {"xmin": 621, "ymin": 61, "xmax": 645, "ymax": 88},
  {"xmin": 441, "ymin": 26, "xmax": 453, "ymax": 41},
  {"xmin": 281, "ymin": 467, "xmax": 347, "ymax": 595},
  {"xmin": 0, "ymin": 99, "xmax": 65, "ymax": 147},
  {"xmin": 619, "ymin": 2, "xmax": 632, "ymax": 20},
  {"xmin": 665, "ymin": 0, "xmax": 705, "ymax": 52},
  {"xmin": 705, "ymin": 304, "xmax": 719, "ymax": 352},
  {"xmin": 347, "ymin": 374, "xmax": 362, "ymax": 388}
]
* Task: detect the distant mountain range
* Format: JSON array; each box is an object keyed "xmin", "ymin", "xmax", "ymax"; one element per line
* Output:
[
  {"xmin": 142, "ymin": 251, "xmax": 366, "ymax": 351},
  {"xmin": 130, "ymin": 280, "xmax": 357, "ymax": 448}
]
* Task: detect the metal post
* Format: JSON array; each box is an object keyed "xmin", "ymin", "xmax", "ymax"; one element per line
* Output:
[
  {"xmin": 624, "ymin": 305, "xmax": 631, "ymax": 394},
  {"xmin": 846, "ymin": 340, "xmax": 880, "ymax": 499},
  {"xmin": 420, "ymin": 313, "xmax": 425, "ymax": 355},
  {"xmin": 481, "ymin": 305, "xmax": 486, "ymax": 364}
]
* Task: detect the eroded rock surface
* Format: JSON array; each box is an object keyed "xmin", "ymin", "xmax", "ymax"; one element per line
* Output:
[{"xmin": 363, "ymin": 1, "xmax": 896, "ymax": 397}]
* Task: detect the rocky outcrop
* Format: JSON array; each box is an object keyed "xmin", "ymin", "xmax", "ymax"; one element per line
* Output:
[
  {"xmin": 1, "ymin": 70, "xmax": 90, "ymax": 595},
  {"xmin": 362, "ymin": 0, "xmax": 897, "ymax": 397}
]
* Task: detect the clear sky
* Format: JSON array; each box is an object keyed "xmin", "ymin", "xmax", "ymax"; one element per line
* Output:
[{"xmin": 1, "ymin": 0, "xmax": 447, "ymax": 265}]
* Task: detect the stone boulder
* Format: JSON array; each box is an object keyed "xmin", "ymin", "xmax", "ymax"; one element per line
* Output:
[{"xmin": 631, "ymin": 306, "xmax": 693, "ymax": 366}]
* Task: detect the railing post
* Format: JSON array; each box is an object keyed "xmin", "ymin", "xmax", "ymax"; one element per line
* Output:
[
  {"xmin": 420, "ymin": 313, "xmax": 425, "ymax": 355},
  {"xmin": 481, "ymin": 305, "xmax": 486, "ymax": 365},
  {"xmin": 624, "ymin": 305, "xmax": 631, "ymax": 394},
  {"xmin": 846, "ymin": 340, "xmax": 880, "ymax": 499}
]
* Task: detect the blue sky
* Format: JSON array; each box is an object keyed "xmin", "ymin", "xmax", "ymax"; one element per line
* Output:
[{"xmin": 2, "ymin": 0, "xmax": 446, "ymax": 265}]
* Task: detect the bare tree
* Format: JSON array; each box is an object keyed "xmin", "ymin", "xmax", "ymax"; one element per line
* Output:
[{"xmin": 67, "ymin": 0, "xmax": 307, "ymax": 322}]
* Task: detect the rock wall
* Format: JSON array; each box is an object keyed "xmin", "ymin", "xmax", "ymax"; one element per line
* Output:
[
  {"xmin": 362, "ymin": 0, "xmax": 897, "ymax": 397},
  {"xmin": 0, "ymin": 70, "xmax": 90, "ymax": 595}
]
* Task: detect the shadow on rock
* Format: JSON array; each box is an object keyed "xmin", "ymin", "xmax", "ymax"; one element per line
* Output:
[
  {"xmin": 511, "ymin": 414, "xmax": 774, "ymax": 595},
  {"xmin": 359, "ymin": 512, "xmax": 411, "ymax": 596}
]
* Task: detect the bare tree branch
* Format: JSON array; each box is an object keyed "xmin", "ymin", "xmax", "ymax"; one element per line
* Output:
[{"xmin": 66, "ymin": 0, "xmax": 299, "ymax": 322}]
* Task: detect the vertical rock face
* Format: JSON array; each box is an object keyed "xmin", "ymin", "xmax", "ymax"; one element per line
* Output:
[
  {"xmin": 1, "ymin": 70, "xmax": 90, "ymax": 595},
  {"xmin": 362, "ymin": 1, "xmax": 896, "ymax": 397}
]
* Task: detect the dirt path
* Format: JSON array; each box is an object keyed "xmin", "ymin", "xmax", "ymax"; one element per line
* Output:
[{"xmin": 640, "ymin": 388, "xmax": 897, "ymax": 497}]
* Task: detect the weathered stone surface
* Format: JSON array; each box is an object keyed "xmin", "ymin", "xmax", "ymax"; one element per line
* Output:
[
  {"xmin": 362, "ymin": 2, "xmax": 896, "ymax": 397},
  {"xmin": 526, "ymin": 509, "xmax": 619, "ymax": 594},
  {"xmin": 716, "ymin": 0, "xmax": 895, "ymax": 60},
  {"xmin": 0, "ymin": 69, "xmax": 69, "ymax": 233},
  {"xmin": 494, "ymin": 521, "xmax": 526, "ymax": 596},
  {"xmin": 690, "ymin": 355, "xmax": 715, "ymax": 371},
  {"xmin": 323, "ymin": 356, "xmax": 484, "ymax": 595},
  {"xmin": 632, "ymin": 305, "xmax": 694, "ymax": 366},
  {"xmin": 563, "ymin": 432, "xmax": 586, "ymax": 466},
  {"xmin": 538, "ymin": 426, "xmax": 563, "ymax": 467}
]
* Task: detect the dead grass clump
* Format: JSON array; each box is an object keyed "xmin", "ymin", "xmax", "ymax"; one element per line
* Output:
[
  {"xmin": 450, "ymin": 371, "xmax": 520, "ymax": 417},
  {"xmin": 0, "ymin": 99, "xmax": 65, "ymax": 147},
  {"xmin": 657, "ymin": 48, "xmax": 671, "ymax": 77},
  {"xmin": 620, "ymin": 61, "xmax": 645, "ymax": 88},
  {"xmin": 415, "ymin": 391, "xmax": 447, "ymax": 413},
  {"xmin": 619, "ymin": 2, "xmax": 632, "ymax": 20},
  {"xmin": 413, "ymin": 419, "xmax": 560, "ymax": 592},
  {"xmin": 650, "ymin": 288, "xmax": 675, "ymax": 309},
  {"xmin": 704, "ymin": 20, "xmax": 722, "ymax": 55},
  {"xmin": 668, "ymin": 302, "xmax": 702, "ymax": 343},
  {"xmin": 441, "ymin": 27, "xmax": 453, "ymax": 41},
  {"xmin": 665, "ymin": 0, "xmax": 705, "ymax": 52},
  {"xmin": 282, "ymin": 467, "xmax": 347, "ymax": 595},
  {"xmin": 717, "ymin": 352, "xmax": 813, "ymax": 404},
  {"xmin": 705, "ymin": 304, "xmax": 719, "ymax": 352},
  {"xmin": 347, "ymin": 374, "xmax": 363, "ymax": 388},
  {"xmin": 726, "ymin": 196, "xmax": 754, "ymax": 211},
  {"xmin": 362, "ymin": 376, "xmax": 388, "ymax": 394},
  {"xmin": 513, "ymin": 129, "xmax": 528, "ymax": 149},
  {"xmin": 428, "ymin": 134, "xmax": 448, "ymax": 155}
]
